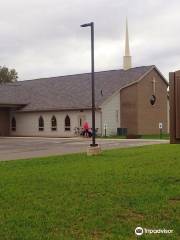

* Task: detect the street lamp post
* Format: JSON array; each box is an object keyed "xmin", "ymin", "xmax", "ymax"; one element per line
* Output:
[{"xmin": 81, "ymin": 22, "xmax": 98, "ymax": 147}]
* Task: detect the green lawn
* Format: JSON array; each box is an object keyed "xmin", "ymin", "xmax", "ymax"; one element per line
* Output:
[
  {"xmin": 140, "ymin": 134, "xmax": 169, "ymax": 140},
  {"xmin": 99, "ymin": 134, "xmax": 169, "ymax": 140},
  {"xmin": 0, "ymin": 144, "xmax": 179, "ymax": 240}
]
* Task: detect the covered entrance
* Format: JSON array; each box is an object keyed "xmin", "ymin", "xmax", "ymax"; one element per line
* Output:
[
  {"xmin": 0, "ymin": 108, "xmax": 10, "ymax": 136},
  {"xmin": 0, "ymin": 104, "xmax": 26, "ymax": 136}
]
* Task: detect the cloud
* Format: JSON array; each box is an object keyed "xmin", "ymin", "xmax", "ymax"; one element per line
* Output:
[{"xmin": 0, "ymin": 0, "xmax": 180, "ymax": 80}]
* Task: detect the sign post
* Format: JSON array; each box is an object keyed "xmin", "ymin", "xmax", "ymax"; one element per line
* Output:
[{"xmin": 159, "ymin": 122, "xmax": 163, "ymax": 139}]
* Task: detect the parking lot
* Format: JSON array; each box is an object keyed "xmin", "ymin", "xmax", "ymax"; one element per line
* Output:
[{"xmin": 0, "ymin": 137, "xmax": 169, "ymax": 161}]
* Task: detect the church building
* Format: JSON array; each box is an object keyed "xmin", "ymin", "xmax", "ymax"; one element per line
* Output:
[{"xmin": 0, "ymin": 21, "xmax": 168, "ymax": 137}]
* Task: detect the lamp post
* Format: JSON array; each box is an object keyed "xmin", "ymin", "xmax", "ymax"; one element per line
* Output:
[{"xmin": 81, "ymin": 22, "xmax": 98, "ymax": 147}]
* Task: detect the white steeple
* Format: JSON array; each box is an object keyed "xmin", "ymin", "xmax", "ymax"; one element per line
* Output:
[{"xmin": 123, "ymin": 17, "xmax": 132, "ymax": 70}]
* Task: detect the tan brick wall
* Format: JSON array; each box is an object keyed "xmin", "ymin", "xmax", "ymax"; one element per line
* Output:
[
  {"xmin": 120, "ymin": 69, "xmax": 168, "ymax": 135},
  {"xmin": 137, "ymin": 69, "xmax": 168, "ymax": 134},
  {"xmin": 0, "ymin": 109, "xmax": 10, "ymax": 136},
  {"xmin": 120, "ymin": 83, "xmax": 138, "ymax": 135}
]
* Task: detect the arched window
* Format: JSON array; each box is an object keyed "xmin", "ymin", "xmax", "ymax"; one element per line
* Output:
[
  {"xmin": 65, "ymin": 115, "xmax": 71, "ymax": 131},
  {"xmin": 79, "ymin": 118, "xmax": 82, "ymax": 127},
  {"xmin": 51, "ymin": 116, "xmax": 57, "ymax": 131},
  {"xmin": 39, "ymin": 116, "xmax": 44, "ymax": 131},
  {"xmin": 11, "ymin": 117, "xmax": 16, "ymax": 131}
]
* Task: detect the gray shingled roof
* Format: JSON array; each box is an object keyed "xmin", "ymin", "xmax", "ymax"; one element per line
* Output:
[{"xmin": 0, "ymin": 65, "xmax": 155, "ymax": 111}]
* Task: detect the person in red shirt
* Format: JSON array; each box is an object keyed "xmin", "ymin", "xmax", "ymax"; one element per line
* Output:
[{"xmin": 83, "ymin": 121, "xmax": 89, "ymax": 137}]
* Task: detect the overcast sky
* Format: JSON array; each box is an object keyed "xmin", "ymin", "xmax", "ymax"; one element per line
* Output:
[{"xmin": 0, "ymin": 0, "xmax": 180, "ymax": 80}]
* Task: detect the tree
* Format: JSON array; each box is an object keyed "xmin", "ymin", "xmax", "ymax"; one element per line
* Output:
[{"xmin": 0, "ymin": 66, "xmax": 18, "ymax": 84}]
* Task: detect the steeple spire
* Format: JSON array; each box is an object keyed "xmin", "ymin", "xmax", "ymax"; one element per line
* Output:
[{"xmin": 123, "ymin": 17, "xmax": 132, "ymax": 70}]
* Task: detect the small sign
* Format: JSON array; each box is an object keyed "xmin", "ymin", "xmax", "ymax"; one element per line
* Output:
[
  {"xmin": 104, "ymin": 123, "xmax": 107, "ymax": 130},
  {"xmin": 159, "ymin": 122, "xmax": 163, "ymax": 129}
]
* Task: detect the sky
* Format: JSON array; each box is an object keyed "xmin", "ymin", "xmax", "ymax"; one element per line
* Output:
[{"xmin": 0, "ymin": 0, "xmax": 180, "ymax": 80}]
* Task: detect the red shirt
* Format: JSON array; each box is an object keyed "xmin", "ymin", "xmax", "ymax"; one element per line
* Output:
[{"xmin": 83, "ymin": 122, "xmax": 89, "ymax": 130}]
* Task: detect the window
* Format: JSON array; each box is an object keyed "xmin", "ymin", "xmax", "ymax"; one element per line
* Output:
[
  {"xmin": 65, "ymin": 115, "xmax": 71, "ymax": 131},
  {"xmin": 78, "ymin": 115, "xmax": 85, "ymax": 128},
  {"xmin": 51, "ymin": 116, "xmax": 57, "ymax": 131},
  {"xmin": 11, "ymin": 117, "xmax": 16, "ymax": 131},
  {"xmin": 39, "ymin": 116, "xmax": 44, "ymax": 131},
  {"xmin": 79, "ymin": 118, "xmax": 82, "ymax": 127},
  {"xmin": 150, "ymin": 95, "xmax": 156, "ymax": 106}
]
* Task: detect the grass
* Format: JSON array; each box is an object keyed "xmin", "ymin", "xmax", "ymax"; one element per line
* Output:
[
  {"xmin": 0, "ymin": 144, "xmax": 179, "ymax": 240},
  {"xmin": 140, "ymin": 134, "xmax": 169, "ymax": 140},
  {"xmin": 99, "ymin": 134, "xmax": 169, "ymax": 140}
]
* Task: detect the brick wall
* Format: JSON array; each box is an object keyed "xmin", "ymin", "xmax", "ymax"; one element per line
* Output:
[
  {"xmin": 120, "ymin": 68, "xmax": 168, "ymax": 135},
  {"xmin": 120, "ymin": 83, "xmax": 138, "ymax": 135},
  {"xmin": 137, "ymin": 69, "xmax": 168, "ymax": 134}
]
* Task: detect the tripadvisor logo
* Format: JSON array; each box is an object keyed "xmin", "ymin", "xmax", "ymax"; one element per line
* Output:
[
  {"xmin": 135, "ymin": 227, "xmax": 144, "ymax": 236},
  {"xmin": 135, "ymin": 226, "xmax": 174, "ymax": 236}
]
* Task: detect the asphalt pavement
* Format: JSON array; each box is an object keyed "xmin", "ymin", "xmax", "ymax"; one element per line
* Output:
[{"xmin": 0, "ymin": 137, "xmax": 169, "ymax": 161}]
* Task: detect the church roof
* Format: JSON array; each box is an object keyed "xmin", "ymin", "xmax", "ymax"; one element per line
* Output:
[{"xmin": 0, "ymin": 65, "xmax": 165, "ymax": 111}]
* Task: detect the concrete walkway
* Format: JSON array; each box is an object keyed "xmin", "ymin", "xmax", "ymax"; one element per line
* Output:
[{"xmin": 0, "ymin": 137, "xmax": 169, "ymax": 161}]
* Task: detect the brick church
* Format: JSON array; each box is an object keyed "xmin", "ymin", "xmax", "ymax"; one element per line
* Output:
[{"xmin": 0, "ymin": 21, "xmax": 168, "ymax": 137}]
